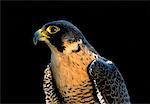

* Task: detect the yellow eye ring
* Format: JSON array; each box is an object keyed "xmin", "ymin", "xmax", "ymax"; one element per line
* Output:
[{"xmin": 46, "ymin": 25, "xmax": 60, "ymax": 34}]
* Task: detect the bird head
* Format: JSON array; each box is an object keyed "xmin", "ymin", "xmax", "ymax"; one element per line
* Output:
[{"xmin": 33, "ymin": 20, "xmax": 86, "ymax": 54}]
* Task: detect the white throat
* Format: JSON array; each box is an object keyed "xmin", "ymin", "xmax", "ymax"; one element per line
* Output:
[{"xmin": 63, "ymin": 39, "xmax": 82, "ymax": 54}]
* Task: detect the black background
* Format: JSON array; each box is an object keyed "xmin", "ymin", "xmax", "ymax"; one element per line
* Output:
[{"xmin": 2, "ymin": 1, "xmax": 150, "ymax": 103}]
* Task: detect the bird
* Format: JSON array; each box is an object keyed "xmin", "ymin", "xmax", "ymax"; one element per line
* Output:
[{"xmin": 33, "ymin": 20, "xmax": 131, "ymax": 104}]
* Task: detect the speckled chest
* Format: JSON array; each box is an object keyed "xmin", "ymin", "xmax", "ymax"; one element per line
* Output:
[{"xmin": 51, "ymin": 46, "xmax": 97, "ymax": 100}]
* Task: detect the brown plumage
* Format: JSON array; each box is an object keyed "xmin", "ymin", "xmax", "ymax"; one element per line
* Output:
[
  {"xmin": 34, "ymin": 20, "xmax": 131, "ymax": 104},
  {"xmin": 50, "ymin": 43, "xmax": 98, "ymax": 103}
]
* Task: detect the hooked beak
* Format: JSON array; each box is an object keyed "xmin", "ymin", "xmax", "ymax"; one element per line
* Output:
[{"xmin": 33, "ymin": 29, "xmax": 50, "ymax": 45}]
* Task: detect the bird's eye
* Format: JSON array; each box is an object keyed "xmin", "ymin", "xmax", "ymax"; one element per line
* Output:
[{"xmin": 46, "ymin": 26, "xmax": 60, "ymax": 34}]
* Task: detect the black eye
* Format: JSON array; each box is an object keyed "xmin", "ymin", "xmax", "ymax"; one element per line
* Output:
[
  {"xmin": 46, "ymin": 26, "xmax": 60, "ymax": 34},
  {"xmin": 51, "ymin": 26, "xmax": 57, "ymax": 32}
]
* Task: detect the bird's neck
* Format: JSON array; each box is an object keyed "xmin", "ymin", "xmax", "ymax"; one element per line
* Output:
[{"xmin": 50, "ymin": 45, "xmax": 99, "ymax": 89}]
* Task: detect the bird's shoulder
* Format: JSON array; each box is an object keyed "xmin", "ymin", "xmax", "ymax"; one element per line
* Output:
[
  {"xmin": 88, "ymin": 57, "xmax": 130, "ymax": 104},
  {"xmin": 88, "ymin": 57, "xmax": 117, "ymax": 76}
]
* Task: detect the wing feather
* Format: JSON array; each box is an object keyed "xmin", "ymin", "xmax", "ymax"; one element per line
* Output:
[
  {"xmin": 88, "ymin": 58, "xmax": 131, "ymax": 104},
  {"xmin": 43, "ymin": 64, "xmax": 63, "ymax": 104}
]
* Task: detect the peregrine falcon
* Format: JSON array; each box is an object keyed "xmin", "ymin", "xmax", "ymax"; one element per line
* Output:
[{"xmin": 33, "ymin": 20, "xmax": 131, "ymax": 104}]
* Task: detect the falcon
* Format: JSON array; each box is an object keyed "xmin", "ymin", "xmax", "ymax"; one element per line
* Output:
[{"xmin": 33, "ymin": 20, "xmax": 131, "ymax": 104}]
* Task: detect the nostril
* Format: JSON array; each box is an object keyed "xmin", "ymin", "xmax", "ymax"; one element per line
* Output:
[{"xmin": 39, "ymin": 29, "xmax": 44, "ymax": 33}]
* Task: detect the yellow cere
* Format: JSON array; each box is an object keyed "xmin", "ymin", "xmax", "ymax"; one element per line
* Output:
[
  {"xmin": 46, "ymin": 25, "xmax": 60, "ymax": 34},
  {"xmin": 41, "ymin": 32, "xmax": 50, "ymax": 39}
]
